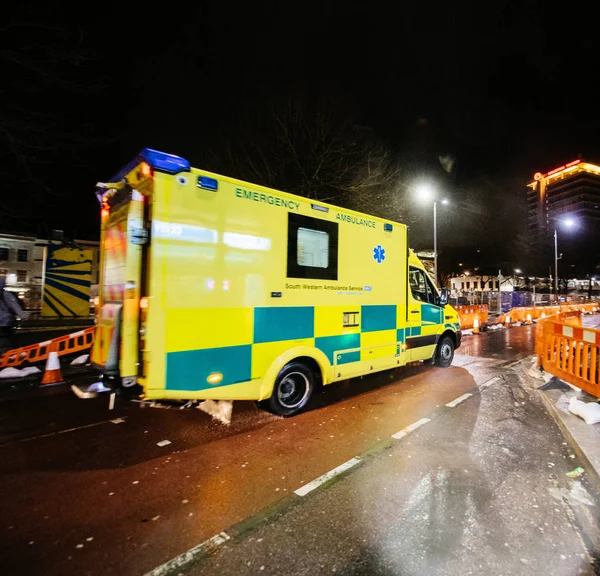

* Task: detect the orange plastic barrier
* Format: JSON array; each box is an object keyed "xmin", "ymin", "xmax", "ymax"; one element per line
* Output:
[
  {"xmin": 0, "ymin": 327, "xmax": 95, "ymax": 369},
  {"xmin": 454, "ymin": 305, "xmax": 488, "ymax": 331},
  {"xmin": 536, "ymin": 310, "xmax": 600, "ymax": 399},
  {"xmin": 497, "ymin": 303, "xmax": 598, "ymax": 326}
]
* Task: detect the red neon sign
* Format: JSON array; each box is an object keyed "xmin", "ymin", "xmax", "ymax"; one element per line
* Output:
[{"xmin": 546, "ymin": 159, "xmax": 581, "ymax": 177}]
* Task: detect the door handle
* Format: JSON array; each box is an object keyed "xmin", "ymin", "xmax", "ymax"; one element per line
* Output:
[{"xmin": 410, "ymin": 310, "xmax": 419, "ymax": 314}]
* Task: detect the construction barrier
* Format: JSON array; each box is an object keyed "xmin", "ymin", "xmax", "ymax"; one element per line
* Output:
[
  {"xmin": 454, "ymin": 305, "xmax": 488, "ymax": 331},
  {"xmin": 536, "ymin": 309, "xmax": 600, "ymax": 399},
  {"xmin": 0, "ymin": 327, "xmax": 95, "ymax": 369},
  {"xmin": 496, "ymin": 303, "xmax": 598, "ymax": 326}
]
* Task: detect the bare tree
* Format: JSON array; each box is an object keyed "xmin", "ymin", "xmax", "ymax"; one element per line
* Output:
[{"xmin": 207, "ymin": 91, "xmax": 403, "ymax": 218}]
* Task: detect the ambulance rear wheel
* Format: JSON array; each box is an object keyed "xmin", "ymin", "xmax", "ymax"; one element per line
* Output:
[
  {"xmin": 434, "ymin": 335, "xmax": 454, "ymax": 368},
  {"xmin": 268, "ymin": 362, "xmax": 315, "ymax": 417}
]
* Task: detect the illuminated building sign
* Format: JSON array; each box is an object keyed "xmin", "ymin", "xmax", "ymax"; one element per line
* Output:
[
  {"xmin": 533, "ymin": 159, "xmax": 581, "ymax": 180},
  {"xmin": 547, "ymin": 159, "xmax": 580, "ymax": 177}
]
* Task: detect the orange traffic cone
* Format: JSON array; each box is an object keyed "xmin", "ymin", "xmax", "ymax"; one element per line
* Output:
[
  {"xmin": 526, "ymin": 313, "xmax": 533, "ymax": 325},
  {"xmin": 41, "ymin": 343, "xmax": 64, "ymax": 385},
  {"xmin": 473, "ymin": 317, "xmax": 480, "ymax": 334},
  {"xmin": 504, "ymin": 315, "xmax": 511, "ymax": 329}
]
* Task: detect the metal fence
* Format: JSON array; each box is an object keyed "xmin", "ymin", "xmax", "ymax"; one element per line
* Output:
[{"xmin": 450, "ymin": 292, "xmax": 600, "ymax": 313}]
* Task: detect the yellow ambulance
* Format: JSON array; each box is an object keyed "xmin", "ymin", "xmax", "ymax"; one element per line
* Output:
[{"xmin": 90, "ymin": 149, "xmax": 461, "ymax": 416}]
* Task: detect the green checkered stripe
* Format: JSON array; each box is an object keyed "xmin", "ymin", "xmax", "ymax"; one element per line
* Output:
[{"xmin": 165, "ymin": 304, "xmax": 445, "ymax": 391}]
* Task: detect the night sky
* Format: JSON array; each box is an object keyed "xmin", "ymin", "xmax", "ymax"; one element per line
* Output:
[{"xmin": 2, "ymin": 2, "xmax": 599, "ymax": 273}]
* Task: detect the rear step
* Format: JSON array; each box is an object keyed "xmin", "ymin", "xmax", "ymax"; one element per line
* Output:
[{"xmin": 71, "ymin": 381, "xmax": 112, "ymax": 399}]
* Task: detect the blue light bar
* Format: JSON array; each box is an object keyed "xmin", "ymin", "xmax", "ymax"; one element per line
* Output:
[
  {"xmin": 384, "ymin": 223, "xmax": 393, "ymax": 231},
  {"xmin": 141, "ymin": 148, "xmax": 190, "ymax": 174},
  {"xmin": 198, "ymin": 176, "xmax": 218, "ymax": 191},
  {"xmin": 109, "ymin": 148, "xmax": 191, "ymax": 182}
]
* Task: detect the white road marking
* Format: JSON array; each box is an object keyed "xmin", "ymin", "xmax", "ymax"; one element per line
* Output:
[
  {"xmin": 446, "ymin": 393, "xmax": 473, "ymax": 408},
  {"xmin": 294, "ymin": 457, "xmax": 361, "ymax": 497},
  {"xmin": 481, "ymin": 376, "xmax": 501, "ymax": 388},
  {"xmin": 144, "ymin": 532, "xmax": 230, "ymax": 576},
  {"xmin": 391, "ymin": 417, "xmax": 431, "ymax": 440}
]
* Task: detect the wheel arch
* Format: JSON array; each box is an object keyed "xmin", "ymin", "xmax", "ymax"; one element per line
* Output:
[
  {"xmin": 258, "ymin": 346, "xmax": 332, "ymax": 401},
  {"xmin": 440, "ymin": 329, "xmax": 458, "ymax": 348}
]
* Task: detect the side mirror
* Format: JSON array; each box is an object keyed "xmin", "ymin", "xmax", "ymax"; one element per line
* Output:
[{"xmin": 439, "ymin": 288, "xmax": 449, "ymax": 306}]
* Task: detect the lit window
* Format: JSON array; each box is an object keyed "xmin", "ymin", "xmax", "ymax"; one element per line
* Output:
[
  {"xmin": 297, "ymin": 228, "xmax": 329, "ymax": 268},
  {"xmin": 16, "ymin": 270, "xmax": 27, "ymax": 283}
]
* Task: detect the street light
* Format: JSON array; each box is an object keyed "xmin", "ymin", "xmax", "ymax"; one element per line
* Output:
[
  {"xmin": 553, "ymin": 217, "xmax": 576, "ymax": 304},
  {"xmin": 415, "ymin": 184, "xmax": 449, "ymax": 286},
  {"xmin": 514, "ymin": 268, "xmax": 522, "ymax": 274}
]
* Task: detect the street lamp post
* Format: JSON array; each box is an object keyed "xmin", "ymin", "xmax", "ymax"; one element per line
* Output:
[
  {"xmin": 552, "ymin": 218, "xmax": 575, "ymax": 304},
  {"xmin": 554, "ymin": 228, "xmax": 559, "ymax": 304},
  {"xmin": 433, "ymin": 200, "xmax": 438, "ymax": 284},
  {"xmin": 415, "ymin": 184, "xmax": 448, "ymax": 286}
]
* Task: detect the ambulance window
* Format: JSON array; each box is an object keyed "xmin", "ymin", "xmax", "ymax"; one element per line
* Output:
[
  {"xmin": 409, "ymin": 267, "xmax": 428, "ymax": 302},
  {"xmin": 287, "ymin": 213, "xmax": 338, "ymax": 280},
  {"xmin": 425, "ymin": 276, "xmax": 440, "ymax": 306},
  {"xmin": 297, "ymin": 228, "xmax": 328, "ymax": 268}
]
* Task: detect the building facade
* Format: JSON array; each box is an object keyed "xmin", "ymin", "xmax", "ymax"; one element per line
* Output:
[
  {"xmin": 527, "ymin": 159, "xmax": 600, "ymax": 244},
  {"xmin": 449, "ymin": 274, "xmax": 517, "ymax": 294},
  {"xmin": 0, "ymin": 233, "xmax": 99, "ymax": 310}
]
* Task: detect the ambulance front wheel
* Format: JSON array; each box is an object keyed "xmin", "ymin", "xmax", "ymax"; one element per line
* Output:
[
  {"xmin": 434, "ymin": 335, "xmax": 455, "ymax": 368},
  {"xmin": 267, "ymin": 361, "xmax": 315, "ymax": 417}
]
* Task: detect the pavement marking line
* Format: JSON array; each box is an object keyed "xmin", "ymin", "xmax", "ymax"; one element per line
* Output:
[
  {"xmin": 144, "ymin": 532, "xmax": 230, "ymax": 576},
  {"xmin": 481, "ymin": 376, "xmax": 502, "ymax": 389},
  {"xmin": 294, "ymin": 457, "xmax": 361, "ymax": 497},
  {"xmin": 391, "ymin": 417, "xmax": 431, "ymax": 440},
  {"xmin": 15, "ymin": 418, "xmax": 127, "ymax": 444},
  {"xmin": 446, "ymin": 393, "xmax": 473, "ymax": 408}
]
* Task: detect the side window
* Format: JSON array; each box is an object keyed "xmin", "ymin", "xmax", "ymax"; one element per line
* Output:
[
  {"xmin": 287, "ymin": 212, "xmax": 338, "ymax": 280},
  {"xmin": 409, "ymin": 267, "xmax": 428, "ymax": 302},
  {"xmin": 410, "ymin": 267, "xmax": 440, "ymax": 305},
  {"xmin": 425, "ymin": 276, "xmax": 440, "ymax": 306}
]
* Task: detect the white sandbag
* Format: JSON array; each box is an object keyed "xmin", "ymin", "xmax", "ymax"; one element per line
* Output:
[
  {"xmin": 198, "ymin": 399, "xmax": 233, "ymax": 425},
  {"xmin": 0, "ymin": 367, "xmax": 24, "ymax": 378},
  {"xmin": 569, "ymin": 396, "xmax": 600, "ymax": 425},
  {"xmin": 70, "ymin": 354, "xmax": 89, "ymax": 366},
  {"xmin": 20, "ymin": 366, "xmax": 41, "ymax": 376}
]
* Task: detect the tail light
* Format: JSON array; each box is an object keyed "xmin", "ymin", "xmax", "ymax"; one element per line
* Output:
[{"xmin": 139, "ymin": 297, "xmax": 148, "ymax": 353}]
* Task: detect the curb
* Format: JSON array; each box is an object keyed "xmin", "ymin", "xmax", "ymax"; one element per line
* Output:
[{"xmin": 536, "ymin": 386, "xmax": 600, "ymax": 497}]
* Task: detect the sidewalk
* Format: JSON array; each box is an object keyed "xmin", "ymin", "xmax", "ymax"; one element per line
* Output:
[
  {"xmin": 518, "ymin": 345, "xmax": 600, "ymax": 497},
  {"xmin": 536, "ymin": 377, "xmax": 600, "ymax": 494}
]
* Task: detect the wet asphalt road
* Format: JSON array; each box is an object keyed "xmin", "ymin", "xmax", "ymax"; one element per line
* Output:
[{"xmin": 0, "ymin": 325, "xmax": 599, "ymax": 575}]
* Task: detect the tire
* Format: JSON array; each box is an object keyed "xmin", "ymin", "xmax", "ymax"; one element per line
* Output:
[
  {"xmin": 434, "ymin": 335, "xmax": 455, "ymax": 368},
  {"xmin": 267, "ymin": 361, "xmax": 315, "ymax": 417}
]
